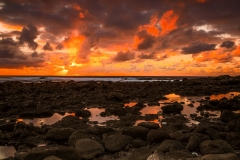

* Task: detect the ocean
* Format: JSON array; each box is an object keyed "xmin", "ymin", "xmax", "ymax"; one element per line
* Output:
[{"xmin": 0, "ymin": 76, "xmax": 205, "ymax": 83}]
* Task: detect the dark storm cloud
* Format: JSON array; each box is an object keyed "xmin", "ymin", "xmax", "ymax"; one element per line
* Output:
[
  {"xmin": 220, "ymin": 40, "xmax": 235, "ymax": 48},
  {"xmin": 0, "ymin": 37, "xmax": 45, "ymax": 68},
  {"xmin": 113, "ymin": 50, "xmax": 135, "ymax": 62},
  {"xmin": 136, "ymin": 31, "xmax": 156, "ymax": 50},
  {"xmin": 19, "ymin": 24, "xmax": 38, "ymax": 50},
  {"xmin": 138, "ymin": 52, "xmax": 156, "ymax": 59},
  {"xmin": 156, "ymin": 28, "xmax": 223, "ymax": 50},
  {"xmin": 43, "ymin": 42, "xmax": 53, "ymax": 51},
  {"xmin": 55, "ymin": 43, "xmax": 64, "ymax": 50},
  {"xmin": 181, "ymin": 42, "xmax": 217, "ymax": 54}
]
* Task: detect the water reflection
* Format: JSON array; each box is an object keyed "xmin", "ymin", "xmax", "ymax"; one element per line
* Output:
[
  {"xmin": 124, "ymin": 102, "xmax": 137, "ymax": 107},
  {"xmin": 138, "ymin": 92, "xmax": 240, "ymax": 125},
  {"xmin": 87, "ymin": 108, "xmax": 119, "ymax": 124},
  {"xmin": 16, "ymin": 92, "xmax": 240, "ymax": 127},
  {"xmin": 18, "ymin": 108, "xmax": 119, "ymax": 127},
  {"xmin": 19, "ymin": 112, "xmax": 74, "ymax": 127},
  {"xmin": 0, "ymin": 146, "xmax": 15, "ymax": 159}
]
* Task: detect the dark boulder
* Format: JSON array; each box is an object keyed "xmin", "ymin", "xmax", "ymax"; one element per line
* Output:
[
  {"xmin": 75, "ymin": 139, "xmax": 105, "ymax": 159},
  {"xmin": 103, "ymin": 134, "xmax": 132, "ymax": 152},
  {"xmin": 147, "ymin": 129, "xmax": 170, "ymax": 144},
  {"xmin": 122, "ymin": 126, "xmax": 150, "ymax": 140},
  {"xmin": 161, "ymin": 103, "xmax": 183, "ymax": 114}
]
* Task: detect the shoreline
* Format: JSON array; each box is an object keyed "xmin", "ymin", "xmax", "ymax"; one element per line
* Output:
[{"xmin": 1, "ymin": 75, "xmax": 240, "ymax": 159}]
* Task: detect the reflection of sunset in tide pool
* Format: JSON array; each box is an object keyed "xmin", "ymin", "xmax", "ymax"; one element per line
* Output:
[
  {"xmin": 138, "ymin": 92, "xmax": 240, "ymax": 124},
  {"xmin": 124, "ymin": 102, "xmax": 137, "ymax": 107},
  {"xmin": 87, "ymin": 108, "xmax": 119, "ymax": 124},
  {"xmin": 140, "ymin": 105, "xmax": 161, "ymax": 115},
  {"xmin": 20, "ymin": 112, "xmax": 75, "ymax": 127},
  {"xmin": 0, "ymin": 146, "xmax": 15, "ymax": 159},
  {"xmin": 210, "ymin": 92, "xmax": 240, "ymax": 100}
]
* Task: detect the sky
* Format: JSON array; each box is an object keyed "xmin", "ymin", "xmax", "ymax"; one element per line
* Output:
[{"xmin": 0, "ymin": 0, "xmax": 240, "ymax": 76}]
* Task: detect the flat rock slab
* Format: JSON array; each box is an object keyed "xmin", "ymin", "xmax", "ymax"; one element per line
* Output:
[
  {"xmin": 200, "ymin": 140, "xmax": 234, "ymax": 154},
  {"xmin": 46, "ymin": 128, "xmax": 75, "ymax": 140},
  {"xmin": 23, "ymin": 146, "xmax": 79, "ymax": 160},
  {"xmin": 103, "ymin": 134, "xmax": 132, "ymax": 152},
  {"xmin": 75, "ymin": 139, "xmax": 105, "ymax": 159},
  {"xmin": 137, "ymin": 122, "xmax": 160, "ymax": 129}
]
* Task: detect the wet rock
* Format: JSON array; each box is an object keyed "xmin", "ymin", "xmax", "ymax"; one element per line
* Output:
[
  {"xmin": 68, "ymin": 130, "xmax": 101, "ymax": 147},
  {"xmin": 177, "ymin": 132, "xmax": 210, "ymax": 143},
  {"xmin": 193, "ymin": 123, "xmax": 222, "ymax": 140},
  {"xmin": 75, "ymin": 139, "xmax": 105, "ymax": 159},
  {"xmin": 0, "ymin": 102, "xmax": 11, "ymax": 112},
  {"xmin": 226, "ymin": 132, "xmax": 240, "ymax": 149},
  {"xmin": 185, "ymin": 135, "xmax": 201, "ymax": 151},
  {"xmin": 103, "ymin": 134, "xmax": 132, "ymax": 152},
  {"xmin": 75, "ymin": 110, "xmax": 91, "ymax": 118},
  {"xmin": 148, "ymin": 102, "xmax": 160, "ymax": 106},
  {"xmin": 127, "ymin": 147, "xmax": 152, "ymax": 160},
  {"xmin": 220, "ymin": 110, "xmax": 240, "ymax": 123},
  {"xmin": 131, "ymin": 139, "xmax": 148, "ymax": 148},
  {"xmin": 20, "ymin": 109, "xmax": 53, "ymax": 118},
  {"xmin": 19, "ymin": 135, "xmax": 46, "ymax": 147},
  {"xmin": 161, "ymin": 102, "xmax": 183, "ymax": 114},
  {"xmin": 137, "ymin": 122, "xmax": 160, "ymax": 129},
  {"xmin": 0, "ymin": 121, "xmax": 15, "ymax": 132},
  {"xmin": 51, "ymin": 116, "xmax": 90, "ymax": 129},
  {"xmin": 188, "ymin": 103, "xmax": 194, "ymax": 107},
  {"xmin": 88, "ymin": 126, "xmax": 115, "ymax": 136},
  {"xmin": 157, "ymin": 139, "xmax": 185, "ymax": 152},
  {"xmin": 147, "ymin": 129, "xmax": 170, "ymax": 144},
  {"xmin": 200, "ymin": 140, "xmax": 234, "ymax": 154},
  {"xmin": 122, "ymin": 126, "xmax": 150, "ymax": 140},
  {"xmin": 46, "ymin": 128, "xmax": 75, "ymax": 140},
  {"xmin": 200, "ymin": 153, "xmax": 238, "ymax": 160},
  {"xmin": 228, "ymin": 119, "xmax": 240, "ymax": 132},
  {"xmin": 23, "ymin": 146, "xmax": 79, "ymax": 160},
  {"xmin": 108, "ymin": 92, "xmax": 125, "ymax": 101},
  {"xmin": 14, "ymin": 151, "xmax": 28, "ymax": 160}
]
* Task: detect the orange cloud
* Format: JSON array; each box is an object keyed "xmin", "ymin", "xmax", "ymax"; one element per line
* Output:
[
  {"xmin": 133, "ymin": 35, "xmax": 143, "ymax": 49},
  {"xmin": 159, "ymin": 10, "xmax": 179, "ymax": 35},
  {"xmin": 232, "ymin": 45, "xmax": 240, "ymax": 57},
  {"xmin": 193, "ymin": 49, "xmax": 233, "ymax": 63},
  {"xmin": 73, "ymin": 4, "xmax": 81, "ymax": 11},
  {"xmin": 197, "ymin": 0, "xmax": 208, "ymax": 3},
  {"xmin": 79, "ymin": 13, "xmax": 85, "ymax": 18},
  {"xmin": 139, "ymin": 15, "xmax": 160, "ymax": 37}
]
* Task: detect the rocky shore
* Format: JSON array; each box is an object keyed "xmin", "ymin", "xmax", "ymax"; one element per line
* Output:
[{"xmin": 0, "ymin": 75, "xmax": 240, "ymax": 160}]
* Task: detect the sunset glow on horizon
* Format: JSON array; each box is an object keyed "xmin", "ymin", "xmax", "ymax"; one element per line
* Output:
[{"xmin": 0, "ymin": 0, "xmax": 240, "ymax": 76}]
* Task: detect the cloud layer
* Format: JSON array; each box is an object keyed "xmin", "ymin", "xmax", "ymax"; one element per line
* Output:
[{"xmin": 0, "ymin": 0, "xmax": 240, "ymax": 75}]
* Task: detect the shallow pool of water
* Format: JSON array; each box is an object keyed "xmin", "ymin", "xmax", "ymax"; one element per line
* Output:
[
  {"xmin": 86, "ymin": 108, "xmax": 119, "ymax": 125},
  {"xmin": 18, "ymin": 108, "xmax": 119, "ymax": 127},
  {"xmin": 136, "ymin": 92, "xmax": 240, "ymax": 126},
  {"xmin": 0, "ymin": 146, "xmax": 15, "ymax": 159}
]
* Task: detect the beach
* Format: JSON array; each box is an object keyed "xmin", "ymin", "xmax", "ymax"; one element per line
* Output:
[{"xmin": 1, "ymin": 75, "xmax": 240, "ymax": 159}]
